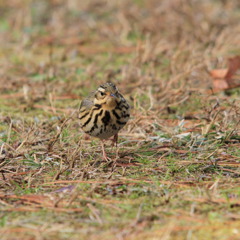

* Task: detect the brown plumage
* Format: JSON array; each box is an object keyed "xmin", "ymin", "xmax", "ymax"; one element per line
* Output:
[{"xmin": 79, "ymin": 82, "xmax": 130, "ymax": 160}]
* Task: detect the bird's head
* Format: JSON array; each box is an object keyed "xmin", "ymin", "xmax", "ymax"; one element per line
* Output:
[{"xmin": 94, "ymin": 82, "xmax": 120, "ymax": 109}]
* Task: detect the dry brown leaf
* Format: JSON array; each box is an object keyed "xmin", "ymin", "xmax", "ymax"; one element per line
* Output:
[
  {"xmin": 210, "ymin": 69, "xmax": 228, "ymax": 78},
  {"xmin": 212, "ymin": 79, "xmax": 229, "ymax": 91},
  {"xmin": 225, "ymin": 56, "xmax": 240, "ymax": 82},
  {"xmin": 210, "ymin": 55, "xmax": 240, "ymax": 91}
]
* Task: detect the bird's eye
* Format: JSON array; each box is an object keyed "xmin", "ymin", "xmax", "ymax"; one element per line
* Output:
[{"xmin": 99, "ymin": 92, "xmax": 105, "ymax": 96}]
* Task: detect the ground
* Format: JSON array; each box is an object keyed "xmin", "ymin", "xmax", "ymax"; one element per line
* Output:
[{"xmin": 0, "ymin": 1, "xmax": 240, "ymax": 240}]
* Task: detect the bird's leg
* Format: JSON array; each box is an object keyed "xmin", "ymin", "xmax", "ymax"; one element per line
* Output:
[
  {"xmin": 111, "ymin": 133, "xmax": 118, "ymax": 147},
  {"xmin": 111, "ymin": 133, "xmax": 119, "ymax": 160},
  {"xmin": 100, "ymin": 140, "xmax": 111, "ymax": 161}
]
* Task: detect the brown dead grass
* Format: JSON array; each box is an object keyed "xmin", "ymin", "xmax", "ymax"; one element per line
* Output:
[{"xmin": 0, "ymin": 0, "xmax": 240, "ymax": 240}]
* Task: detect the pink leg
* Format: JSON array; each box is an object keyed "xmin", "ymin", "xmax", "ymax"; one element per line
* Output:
[{"xmin": 101, "ymin": 140, "xmax": 111, "ymax": 161}]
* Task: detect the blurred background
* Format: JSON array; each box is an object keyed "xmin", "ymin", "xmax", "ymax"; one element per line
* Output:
[{"xmin": 1, "ymin": 0, "xmax": 240, "ymax": 108}]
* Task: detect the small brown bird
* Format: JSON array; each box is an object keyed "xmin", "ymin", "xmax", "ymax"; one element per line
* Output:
[{"xmin": 79, "ymin": 82, "xmax": 130, "ymax": 160}]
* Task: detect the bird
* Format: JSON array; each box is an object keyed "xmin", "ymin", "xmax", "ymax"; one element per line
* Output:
[{"xmin": 79, "ymin": 82, "xmax": 130, "ymax": 161}]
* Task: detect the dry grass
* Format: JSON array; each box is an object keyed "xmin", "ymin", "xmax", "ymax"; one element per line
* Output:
[{"xmin": 0, "ymin": 0, "xmax": 240, "ymax": 239}]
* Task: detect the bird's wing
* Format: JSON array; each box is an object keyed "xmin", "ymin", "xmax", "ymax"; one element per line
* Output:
[
  {"xmin": 80, "ymin": 97, "xmax": 94, "ymax": 110},
  {"xmin": 79, "ymin": 92, "xmax": 95, "ymax": 118}
]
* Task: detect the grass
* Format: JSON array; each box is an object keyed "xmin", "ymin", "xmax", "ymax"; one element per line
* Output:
[{"xmin": 0, "ymin": 0, "xmax": 240, "ymax": 239}]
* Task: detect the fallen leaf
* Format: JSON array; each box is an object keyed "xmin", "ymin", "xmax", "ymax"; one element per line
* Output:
[
  {"xmin": 210, "ymin": 69, "xmax": 228, "ymax": 78},
  {"xmin": 212, "ymin": 79, "xmax": 229, "ymax": 90},
  {"xmin": 210, "ymin": 55, "xmax": 240, "ymax": 91},
  {"xmin": 225, "ymin": 56, "xmax": 240, "ymax": 83}
]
